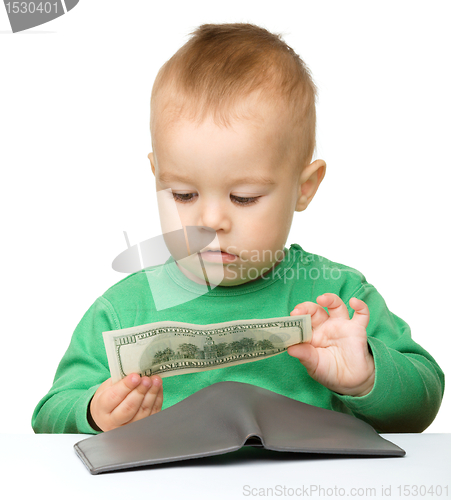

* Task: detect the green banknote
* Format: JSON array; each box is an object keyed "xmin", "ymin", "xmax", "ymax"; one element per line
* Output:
[{"xmin": 103, "ymin": 315, "xmax": 312, "ymax": 382}]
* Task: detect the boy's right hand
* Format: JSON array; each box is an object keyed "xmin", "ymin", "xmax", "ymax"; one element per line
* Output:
[{"xmin": 89, "ymin": 373, "xmax": 163, "ymax": 432}]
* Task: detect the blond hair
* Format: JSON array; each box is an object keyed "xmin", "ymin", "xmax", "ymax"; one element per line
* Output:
[{"xmin": 150, "ymin": 23, "xmax": 318, "ymax": 171}]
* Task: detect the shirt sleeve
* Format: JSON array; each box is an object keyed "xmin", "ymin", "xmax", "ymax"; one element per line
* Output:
[
  {"xmin": 31, "ymin": 296, "xmax": 121, "ymax": 434},
  {"xmin": 332, "ymin": 282, "xmax": 445, "ymax": 433}
]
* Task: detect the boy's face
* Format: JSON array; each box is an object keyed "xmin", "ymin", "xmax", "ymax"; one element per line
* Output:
[{"xmin": 149, "ymin": 105, "xmax": 325, "ymax": 287}]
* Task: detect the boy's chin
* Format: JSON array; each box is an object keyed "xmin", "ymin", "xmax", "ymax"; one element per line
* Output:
[
  {"xmin": 177, "ymin": 261, "xmax": 268, "ymax": 288},
  {"xmin": 214, "ymin": 277, "xmax": 256, "ymax": 287}
]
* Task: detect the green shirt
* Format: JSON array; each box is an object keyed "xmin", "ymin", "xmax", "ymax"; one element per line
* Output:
[{"xmin": 32, "ymin": 244, "xmax": 444, "ymax": 434}]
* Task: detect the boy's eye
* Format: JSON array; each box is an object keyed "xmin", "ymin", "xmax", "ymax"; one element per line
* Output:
[
  {"xmin": 172, "ymin": 193, "xmax": 259, "ymax": 206},
  {"xmin": 232, "ymin": 195, "xmax": 259, "ymax": 206},
  {"xmin": 172, "ymin": 193, "xmax": 196, "ymax": 203}
]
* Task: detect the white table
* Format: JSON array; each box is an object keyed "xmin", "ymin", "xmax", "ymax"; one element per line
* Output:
[{"xmin": 1, "ymin": 434, "xmax": 450, "ymax": 500}]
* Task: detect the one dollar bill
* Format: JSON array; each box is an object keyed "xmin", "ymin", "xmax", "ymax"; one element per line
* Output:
[{"xmin": 103, "ymin": 314, "xmax": 312, "ymax": 383}]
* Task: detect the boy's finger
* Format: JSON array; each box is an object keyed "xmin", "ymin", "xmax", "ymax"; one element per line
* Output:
[
  {"xmin": 136, "ymin": 376, "xmax": 153, "ymax": 395},
  {"xmin": 138, "ymin": 377, "xmax": 163, "ymax": 416},
  {"xmin": 110, "ymin": 380, "xmax": 151, "ymax": 426},
  {"xmin": 102, "ymin": 373, "xmax": 142, "ymax": 413},
  {"xmin": 150, "ymin": 378, "xmax": 164, "ymax": 415},
  {"xmin": 349, "ymin": 297, "xmax": 370, "ymax": 329},
  {"xmin": 316, "ymin": 293, "xmax": 350, "ymax": 320},
  {"xmin": 291, "ymin": 301, "xmax": 329, "ymax": 329}
]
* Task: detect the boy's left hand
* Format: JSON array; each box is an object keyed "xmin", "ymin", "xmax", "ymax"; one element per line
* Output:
[{"xmin": 288, "ymin": 293, "xmax": 375, "ymax": 397}]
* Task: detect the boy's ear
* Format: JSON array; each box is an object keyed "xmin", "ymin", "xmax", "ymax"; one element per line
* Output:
[
  {"xmin": 295, "ymin": 159, "xmax": 326, "ymax": 212},
  {"xmin": 148, "ymin": 152, "xmax": 156, "ymax": 176}
]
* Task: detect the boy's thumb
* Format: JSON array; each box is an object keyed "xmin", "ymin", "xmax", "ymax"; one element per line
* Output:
[{"xmin": 287, "ymin": 343, "xmax": 319, "ymax": 377}]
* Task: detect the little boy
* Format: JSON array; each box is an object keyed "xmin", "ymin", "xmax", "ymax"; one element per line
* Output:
[{"xmin": 32, "ymin": 23, "xmax": 444, "ymax": 434}]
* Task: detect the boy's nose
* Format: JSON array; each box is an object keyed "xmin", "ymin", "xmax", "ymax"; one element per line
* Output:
[{"xmin": 197, "ymin": 200, "xmax": 232, "ymax": 233}]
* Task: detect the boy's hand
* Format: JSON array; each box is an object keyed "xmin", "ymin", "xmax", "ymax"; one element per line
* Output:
[
  {"xmin": 288, "ymin": 293, "xmax": 375, "ymax": 397},
  {"xmin": 89, "ymin": 373, "xmax": 163, "ymax": 432}
]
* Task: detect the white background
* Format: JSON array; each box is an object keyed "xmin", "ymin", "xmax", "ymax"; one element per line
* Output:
[{"xmin": 0, "ymin": 1, "xmax": 449, "ymax": 434}]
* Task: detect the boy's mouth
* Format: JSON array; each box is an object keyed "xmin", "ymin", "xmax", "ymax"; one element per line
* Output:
[{"xmin": 199, "ymin": 249, "xmax": 237, "ymax": 263}]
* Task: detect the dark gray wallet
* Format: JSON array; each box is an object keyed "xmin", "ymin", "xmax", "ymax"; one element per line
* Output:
[{"xmin": 74, "ymin": 381, "xmax": 405, "ymax": 474}]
